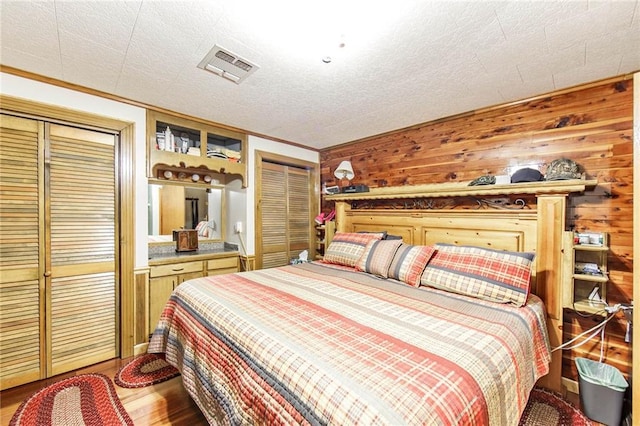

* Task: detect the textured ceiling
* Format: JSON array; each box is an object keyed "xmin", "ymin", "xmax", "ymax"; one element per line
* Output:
[{"xmin": 1, "ymin": 1, "xmax": 639, "ymax": 149}]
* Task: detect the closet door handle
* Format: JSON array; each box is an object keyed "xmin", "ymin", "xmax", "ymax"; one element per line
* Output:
[{"xmin": 43, "ymin": 271, "xmax": 52, "ymax": 277}]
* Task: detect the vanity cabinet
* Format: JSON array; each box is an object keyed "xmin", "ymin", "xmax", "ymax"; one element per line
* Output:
[
  {"xmin": 207, "ymin": 256, "xmax": 240, "ymax": 276},
  {"xmin": 147, "ymin": 252, "xmax": 239, "ymax": 337},
  {"xmin": 147, "ymin": 110, "xmax": 247, "ymax": 187},
  {"xmin": 149, "ymin": 261, "xmax": 204, "ymax": 336}
]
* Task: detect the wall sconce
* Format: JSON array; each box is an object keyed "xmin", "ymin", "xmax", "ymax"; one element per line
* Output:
[{"xmin": 334, "ymin": 160, "xmax": 354, "ymax": 182}]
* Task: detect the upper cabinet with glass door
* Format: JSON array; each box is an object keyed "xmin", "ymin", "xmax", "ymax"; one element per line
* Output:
[{"xmin": 147, "ymin": 110, "xmax": 247, "ymax": 187}]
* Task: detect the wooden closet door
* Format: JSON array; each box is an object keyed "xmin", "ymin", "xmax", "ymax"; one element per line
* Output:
[
  {"xmin": 287, "ymin": 168, "xmax": 312, "ymax": 259},
  {"xmin": 159, "ymin": 184, "xmax": 185, "ymax": 234},
  {"xmin": 258, "ymin": 162, "xmax": 311, "ymax": 269},
  {"xmin": 0, "ymin": 115, "xmax": 45, "ymax": 390},
  {"xmin": 46, "ymin": 123, "xmax": 117, "ymax": 375}
]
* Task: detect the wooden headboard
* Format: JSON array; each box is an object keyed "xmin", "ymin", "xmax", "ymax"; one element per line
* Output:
[{"xmin": 326, "ymin": 179, "xmax": 597, "ymax": 393}]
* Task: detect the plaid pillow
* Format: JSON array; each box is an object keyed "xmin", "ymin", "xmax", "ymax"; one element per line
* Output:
[
  {"xmin": 388, "ymin": 244, "xmax": 436, "ymax": 287},
  {"xmin": 324, "ymin": 232, "xmax": 385, "ymax": 268},
  {"xmin": 356, "ymin": 239, "xmax": 403, "ymax": 277},
  {"xmin": 421, "ymin": 244, "xmax": 534, "ymax": 306}
]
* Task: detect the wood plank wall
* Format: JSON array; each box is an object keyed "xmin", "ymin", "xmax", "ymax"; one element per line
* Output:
[{"xmin": 319, "ymin": 76, "xmax": 634, "ymax": 382}]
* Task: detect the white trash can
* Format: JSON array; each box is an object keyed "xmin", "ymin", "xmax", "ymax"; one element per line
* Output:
[{"xmin": 575, "ymin": 357, "xmax": 628, "ymax": 426}]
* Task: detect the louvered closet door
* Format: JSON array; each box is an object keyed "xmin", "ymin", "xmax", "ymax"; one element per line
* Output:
[
  {"xmin": 47, "ymin": 123, "xmax": 117, "ymax": 376},
  {"xmin": 259, "ymin": 162, "xmax": 311, "ymax": 269},
  {"xmin": 0, "ymin": 115, "xmax": 44, "ymax": 390},
  {"xmin": 287, "ymin": 168, "xmax": 311, "ymax": 259}
]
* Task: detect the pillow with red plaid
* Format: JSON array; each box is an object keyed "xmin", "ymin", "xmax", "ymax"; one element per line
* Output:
[
  {"xmin": 388, "ymin": 244, "xmax": 436, "ymax": 287},
  {"xmin": 420, "ymin": 244, "xmax": 534, "ymax": 306},
  {"xmin": 324, "ymin": 232, "xmax": 385, "ymax": 268}
]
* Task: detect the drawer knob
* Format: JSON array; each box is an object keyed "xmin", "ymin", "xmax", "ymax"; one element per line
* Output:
[{"xmin": 172, "ymin": 267, "xmax": 184, "ymax": 272}]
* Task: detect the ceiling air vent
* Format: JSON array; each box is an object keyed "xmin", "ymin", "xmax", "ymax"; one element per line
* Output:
[{"xmin": 197, "ymin": 45, "xmax": 259, "ymax": 84}]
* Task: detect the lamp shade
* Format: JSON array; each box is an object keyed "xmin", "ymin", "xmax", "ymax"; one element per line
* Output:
[{"xmin": 334, "ymin": 160, "xmax": 354, "ymax": 180}]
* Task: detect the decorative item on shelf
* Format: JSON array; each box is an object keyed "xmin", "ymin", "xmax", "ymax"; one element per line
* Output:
[
  {"xmin": 334, "ymin": 160, "xmax": 354, "ymax": 181},
  {"xmin": 163, "ymin": 170, "xmax": 173, "ymax": 179},
  {"xmin": 575, "ymin": 232, "xmax": 604, "ymax": 246},
  {"xmin": 207, "ymin": 149, "xmax": 228, "ymax": 159},
  {"xmin": 575, "ymin": 262, "xmax": 603, "ymax": 276},
  {"xmin": 325, "ymin": 185, "xmax": 340, "ymax": 195},
  {"xmin": 342, "ymin": 184, "xmax": 369, "ymax": 193},
  {"xmin": 173, "ymin": 229, "xmax": 198, "ymax": 252},
  {"xmin": 545, "ymin": 158, "xmax": 582, "ymax": 181},
  {"xmin": 192, "ymin": 173, "xmax": 200, "ymax": 182},
  {"xmin": 468, "ymin": 175, "xmax": 496, "ymax": 186},
  {"xmin": 180, "ymin": 133, "xmax": 190, "ymax": 154},
  {"xmin": 510, "ymin": 167, "xmax": 544, "ymax": 183},
  {"xmin": 334, "ymin": 160, "xmax": 369, "ymax": 193},
  {"xmin": 164, "ymin": 126, "xmax": 175, "ymax": 152}
]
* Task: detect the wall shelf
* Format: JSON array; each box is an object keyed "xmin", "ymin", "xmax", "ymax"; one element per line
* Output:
[
  {"xmin": 563, "ymin": 231, "xmax": 609, "ymax": 315},
  {"xmin": 325, "ymin": 179, "xmax": 598, "ymax": 202},
  {"xmin": 314, "ymin": 221, "xmax": 335, "ymax": 260},
  {"xmin": 147, "ymin": 110, "xmax": 247, "ymax": 187}
]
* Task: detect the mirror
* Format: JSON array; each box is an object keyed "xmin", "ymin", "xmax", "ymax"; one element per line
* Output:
[{"xmin": 148, "ymin": 181, "xmax": 224, "ymax": 243}]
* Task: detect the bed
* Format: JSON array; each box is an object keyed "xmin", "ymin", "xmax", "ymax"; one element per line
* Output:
[
  {"xmin": 149, "ymin": 257, "xmax": 549, "ymax": 425},
  {"xmin": 148, "ymin": 181, "xmax": 594, "ymax": 425}
]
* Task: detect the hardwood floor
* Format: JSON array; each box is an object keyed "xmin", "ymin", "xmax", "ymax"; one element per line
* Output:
[
  {"xmin": 0, "ymin": 358, "xmax": 208, "ymax": 426},
  {"xmin": 1, "ymin": 358, "xmax": 605, "ymax": 426}
]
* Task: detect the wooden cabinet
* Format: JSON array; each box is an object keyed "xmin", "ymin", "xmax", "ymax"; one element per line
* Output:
[
  {"xmin": 148, "ymin": 253, "xmax": 239, "ymax": 337},
  {"xmin": 147, "ymin": 110, "xmax": 247, "ymax": 187},
  {"xmin": 148, "ymin": 261, "xmax": 204, "ymax": 336},
  {"xmin": 563, "ymin": 231, "xmax": 609, "ymax": 315},
  {"xmin": 314, "ymin": 221, "xmax": 335, "ymax": 260},
  {"xmin": 207, "ymin": 256, "xmax": 239, "ymax": 276}
]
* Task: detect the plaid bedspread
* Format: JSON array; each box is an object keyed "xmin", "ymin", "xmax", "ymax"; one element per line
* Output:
[{"xmin": 148, "ymin": 262, "xmax": 550, "ymax": 425}]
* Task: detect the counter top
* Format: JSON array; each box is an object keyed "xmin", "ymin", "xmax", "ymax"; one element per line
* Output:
[{"xmin": 148, "ymin": 248, "xmax": 239, "ymax": 265}]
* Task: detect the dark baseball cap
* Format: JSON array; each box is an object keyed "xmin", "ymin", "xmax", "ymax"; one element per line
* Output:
[{"xmin": 511, "ymin": 168, "xmax": 544, "ymax": 183}]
